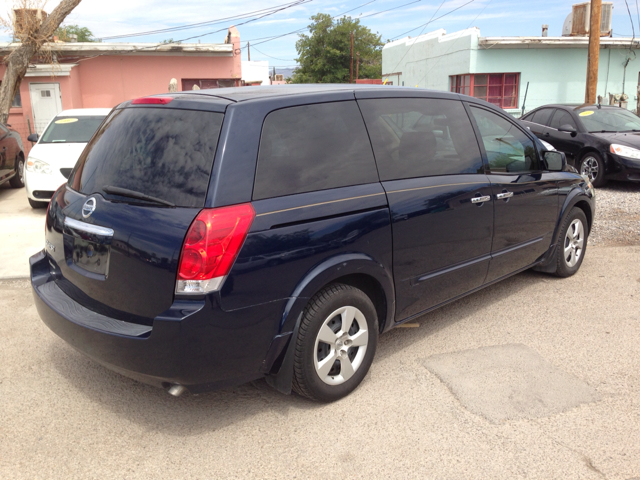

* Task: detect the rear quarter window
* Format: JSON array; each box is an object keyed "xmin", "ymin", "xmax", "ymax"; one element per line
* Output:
[
  {"xmin": 252, "ymin": 101, "xmax": 378, "ymax": 200},
  {"xmin": 69, "ymin": 107, "xmax": 223, "ymax": 208}
]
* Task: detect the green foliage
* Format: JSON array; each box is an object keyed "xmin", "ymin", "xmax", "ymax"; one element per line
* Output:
[
  {"xmin": 290, "ymin": 14, "xmax": 383, "ymax": 84},
  {"xmin": 55, "ymin": 24, "xmax": 99, "ymax": 42},
  {"xmin": 160, "ymin": 38, "xmax": 182, "ymax": 44}
]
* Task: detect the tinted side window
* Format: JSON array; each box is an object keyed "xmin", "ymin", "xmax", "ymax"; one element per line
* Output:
[
  {"xmin": 358, "ymin": 98, "xmax": 483, "ymax": 181},
  {"xmin": 549, "ymin": 110, "xmax": 577, "ymax": 130},
  {"xmin": 253, "ymin": 101, "xmax": 378, "ymax": 200},
  {"xmin": 470, "ymin": 106, "xmax": 540, "ymax": 173},
  {"xmin": 531, "ymin": 108, "xmax": 554, "ymax": 126}
]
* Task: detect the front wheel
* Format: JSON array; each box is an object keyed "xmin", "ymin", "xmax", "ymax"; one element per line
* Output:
[
  {"xmin": 9, "ymin": 156, "xmax": 24, "ymax": 188},
  {"xmin": 292, "ymin": 283, "xmax": 378, "ymax": 402},
  {"xmin": 554, "ymin": 208, "xmax": 588, "ymax": 277},
  {"xmin": 579, "ymin": 152, "xmax": 606, "ymax": 187}
]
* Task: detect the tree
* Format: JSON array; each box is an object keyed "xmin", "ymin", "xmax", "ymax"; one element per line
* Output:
[
  {"xmin": 0, "ymin": 0, "xmax": 83, "ymax": 124},
  {"xmin": 55, "ymin": 24, "xmax": 98, "ymax": 42},
  {"xmin": 289, "ymin": 13, "xmax": 383, "ymax": 84}
]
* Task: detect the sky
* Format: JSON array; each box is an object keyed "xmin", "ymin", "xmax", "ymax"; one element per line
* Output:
[{"xmin": 1, "ymin": 0, "xmax": 639, "ymax": 69}]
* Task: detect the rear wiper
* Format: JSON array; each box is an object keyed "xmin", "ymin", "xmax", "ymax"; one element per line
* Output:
[{"xmin": 102, "ymin": 185, "xmax": 175, "ymax": 207}]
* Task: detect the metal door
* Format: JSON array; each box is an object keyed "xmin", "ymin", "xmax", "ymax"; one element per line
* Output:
[{"xmin": 29, "ymin": 83, "xmax": 62, "ymax": 134}]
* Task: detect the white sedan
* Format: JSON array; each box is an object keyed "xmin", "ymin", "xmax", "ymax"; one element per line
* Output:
[{"xmin": 24, "ymin": 108, "xmax": 111, "ymax": 208}]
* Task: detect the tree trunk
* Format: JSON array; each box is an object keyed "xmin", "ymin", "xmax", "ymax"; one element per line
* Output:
[{"xmin": 0, "ymin": 0, "xmax": 82, "ymax": 124}]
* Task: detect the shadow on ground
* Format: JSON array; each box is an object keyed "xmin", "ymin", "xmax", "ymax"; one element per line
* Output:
[{"xmin": 46, "ymin": 267, "xmax": 555, "ymax": 436}]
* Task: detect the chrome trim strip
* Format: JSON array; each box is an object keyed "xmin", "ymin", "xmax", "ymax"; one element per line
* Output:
[
  {"xmin": 491, "ymin": 236, "xmax": 544, "ymax": 257},
  {"xmin": 64, "ymin": 217, "xmax": 114, "ymax": 237},
  {"xmin": 255, "ymin": 192, "xmax": 385, "ymax": 217},
  {"xmin": 386, "ymin": 182, "xmax": 485, "ymax": 195}
]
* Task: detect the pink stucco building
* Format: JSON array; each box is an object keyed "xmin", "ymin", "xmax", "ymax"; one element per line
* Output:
[{"xmin": 0, "ymin": 27, "xmax": 242, "ymax": 154}]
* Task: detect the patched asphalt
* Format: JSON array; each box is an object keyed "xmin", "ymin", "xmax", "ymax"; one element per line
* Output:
[{"xmin": 1, "ymin": 246, "xmax": 639, "ymax": 479}]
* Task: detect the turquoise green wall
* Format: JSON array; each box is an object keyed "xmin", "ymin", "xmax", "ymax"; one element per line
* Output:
[{"xmin": 475, "ymin": 47, "xmax": 640, "ymax": 115}]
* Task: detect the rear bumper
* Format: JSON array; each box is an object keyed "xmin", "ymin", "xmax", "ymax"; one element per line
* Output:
[{"xmin": 30, "ymin": 250, "xmax": 286, "ymax": 393}]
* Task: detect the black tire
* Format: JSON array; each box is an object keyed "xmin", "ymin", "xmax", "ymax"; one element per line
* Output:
[
  {"xmin": 554, "ymin": 208, "xmax": 588, "ymax": 278},
  {"xmin": 9, "ymin": 155, "xmax": 25, "ymax": 188},
  {"xmin": 579, "ymin": 152, "xmax": 606, "ymax": 188},
  {"xmin": 28, "ymin": 198, "xmax": 48, "ymax": 209},
  {"xmin": 292, "ymin": 283, "xmax": 378, "ymax": 402}
]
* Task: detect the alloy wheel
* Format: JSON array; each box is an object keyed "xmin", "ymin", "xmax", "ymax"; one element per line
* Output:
[
  {"xmin": 313, "ymin": 305, "xmax": 369, "ymax": 386},
  {"xmin": 580, "ymin": 156, "xmax": 599, "ymax": 182},
  {"xmin": 18, "ymin": 158, "xmax": 24, "ymax": 184},
  {"xmin": 563, "ymin": 218, "xmax": 584, "ymax": 267}
]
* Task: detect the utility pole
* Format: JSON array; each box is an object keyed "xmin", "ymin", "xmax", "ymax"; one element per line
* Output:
[
  {"xmin": 356, "ymin": 52, "xmax": 360, "ymax": 82},
  {"xmin": 247, "ymin": 41, "xmax": 251, "ymax": 61},
  {"xmin": 585, "ymin": 0, "xmax": 602, "ymax": 104},
  {"xmin": 350, "ymin": 31, "xmax": 354, "ymax": 83}
]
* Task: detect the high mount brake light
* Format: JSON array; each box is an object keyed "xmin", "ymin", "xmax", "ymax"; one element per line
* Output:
[
  {"xmin": 176, "ymin": 203, "xmax": 255, "ymax": 294},
  {"xmin": 131, "ymin": 97, "xmax": 173, "ymax": 105}
]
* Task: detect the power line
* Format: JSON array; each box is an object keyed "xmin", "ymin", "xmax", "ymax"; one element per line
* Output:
[
  {"xmin": 386, "ymin": 0, "xmax": 448, "ymax": 76},
  {"xmin": 76, "ymin": 1, "xmax": 307, "ymax": 63},
  {"xmin": 413, "ymin": 0, "xmax": 493, "ymax": 87},
  {"xmin": 250, "ymin": 45, "xmax": 296, "ymax": 61},
  {"xmin": 97, "ymin": 1, "xmax": 312, "ymax": 41},
  {"xmin": 391, "ymin": 0, "xmax": 475, "ymax": 41},
  {"xmin": 239, "ymin": 0, "xmax": 379, "ymax": 50}
]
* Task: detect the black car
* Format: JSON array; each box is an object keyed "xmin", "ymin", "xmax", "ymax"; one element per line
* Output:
[
  {"xmin": 30, "ymin": 86, "xmax": 595, "ymax": 402},
  {"xmin": 521, "ymin": 104, "xmax": 640, "ymax": 187},
  {"xmin": 0, "ymin": 122, "xmax": 25, "ymax": 189}
]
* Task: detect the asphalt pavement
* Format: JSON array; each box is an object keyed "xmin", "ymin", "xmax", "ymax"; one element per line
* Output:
[{"xmin": 1, "ymin": 245, "xmax": 639, "ymax": 479}]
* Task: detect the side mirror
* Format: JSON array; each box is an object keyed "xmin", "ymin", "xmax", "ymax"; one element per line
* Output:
[
  {"xmin": 27, "ymin": 133, "xmax": 38, "ymax": 142},
  {"xmin": 558, "ymin": 124, "xmax": 577, "ymax": 137},
  {"xmin": 543, "ymin": 150, "xmax": 566, "ymax": 172}
]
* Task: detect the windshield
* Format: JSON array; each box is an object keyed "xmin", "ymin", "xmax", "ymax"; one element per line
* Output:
[
  {"xmin": 577, "ymin": 107, "xmax": 640, "ymax": 132},
  {"xmin": 40, "ymin": 116, "xmax": 107, "ymax": 143}
]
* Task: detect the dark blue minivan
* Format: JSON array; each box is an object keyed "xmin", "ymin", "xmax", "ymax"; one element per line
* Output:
[{"xmin": 30, "ymin": 85, "xmax": 595, "ymax": 402}]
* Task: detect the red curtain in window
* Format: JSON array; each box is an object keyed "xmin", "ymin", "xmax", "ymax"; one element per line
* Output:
[{"xmin": 450, "ymin": 73, "xmax": 519, "ymax": 109}]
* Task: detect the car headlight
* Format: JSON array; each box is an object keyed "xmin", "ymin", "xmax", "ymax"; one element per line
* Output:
[
  {"xmin": 610, "ymin": 144, "xmax": 640, "ymax": 160},
  {"xmin": 25, "ymin": 158, "xmax": 52, "ymax": 174}
]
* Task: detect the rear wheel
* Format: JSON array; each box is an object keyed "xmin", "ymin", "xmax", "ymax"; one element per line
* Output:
[
  {"xmin": 554, "ymin": 208, "xmax": 588, "ymax": 277},
  {"xmin": 579, "ymin": 152, "xmax": 606, "ymax": 187},
  {"xmin": 292, "ymin": 283, "xmax": 378, "ymax": 402},
  {"xmin": 9, "ymin": 155, "xmax": 24, "ymax": 188}
]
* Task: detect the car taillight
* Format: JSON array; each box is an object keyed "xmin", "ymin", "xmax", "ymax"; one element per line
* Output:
[{"xmin": 176, "ymin": 203, "xmax": 255, "ymax": 294}]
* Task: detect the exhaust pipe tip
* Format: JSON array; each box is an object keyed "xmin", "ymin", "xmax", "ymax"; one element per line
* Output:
[{"xmin": 167, "ymin": 384, "xmax": 187, "ymax": 397}]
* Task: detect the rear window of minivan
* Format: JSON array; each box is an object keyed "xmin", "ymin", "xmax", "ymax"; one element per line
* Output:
[{"xmin": 69, "ymin": 107, "xmax": 223, "ymax": 208}]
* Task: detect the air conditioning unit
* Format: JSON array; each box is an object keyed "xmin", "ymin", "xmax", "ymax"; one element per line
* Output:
[
  {"xmin": 12, "ymin": 8, "xmax": 47, "ymax": 40},
  {"xmin": 563, "ymin": 2, "xmax": 613, "ymax": 37}
]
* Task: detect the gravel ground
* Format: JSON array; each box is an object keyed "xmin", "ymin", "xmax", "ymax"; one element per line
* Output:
[{"xmin": 588, "ymin": 181, "xmax": 640, "ymax": 246}]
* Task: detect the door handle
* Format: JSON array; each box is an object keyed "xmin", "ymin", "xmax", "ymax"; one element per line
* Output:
[
  {"xmin": 544, "ymin": 132, "xmax": 550, "ymax": 137},
  {"xmin": 471, "ymin": 195, "xmax": 491, "ymax": 204},
  {"xmin": 496, "ymin": 191, "xmax": 514, "ymax": 199}
]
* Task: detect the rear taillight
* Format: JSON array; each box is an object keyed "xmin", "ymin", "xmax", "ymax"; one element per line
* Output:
[
  {"xmin": 176, "ymin": 203, "xmax": 255, "ymax": 294},
  {"xmin": 131, "ymin": 96, "xmax": 173, "ymax": 105}
]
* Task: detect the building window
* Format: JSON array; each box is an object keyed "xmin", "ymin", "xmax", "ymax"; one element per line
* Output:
[
  {"xmin": 450, "ymin": 73, "xmax": 519, "ymax": 109},
  {"xmin": 0, "ymin": 82, "xmax": 23, "ymax": 108},
  {"xmin": 181, "ymin": 79, "xmax": 239, "ymax": 90}
]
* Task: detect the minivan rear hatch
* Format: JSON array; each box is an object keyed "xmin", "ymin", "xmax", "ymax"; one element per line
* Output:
[{"xmin": 47, "ymin": 99, "xmax": 226, "ymax": 323}]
